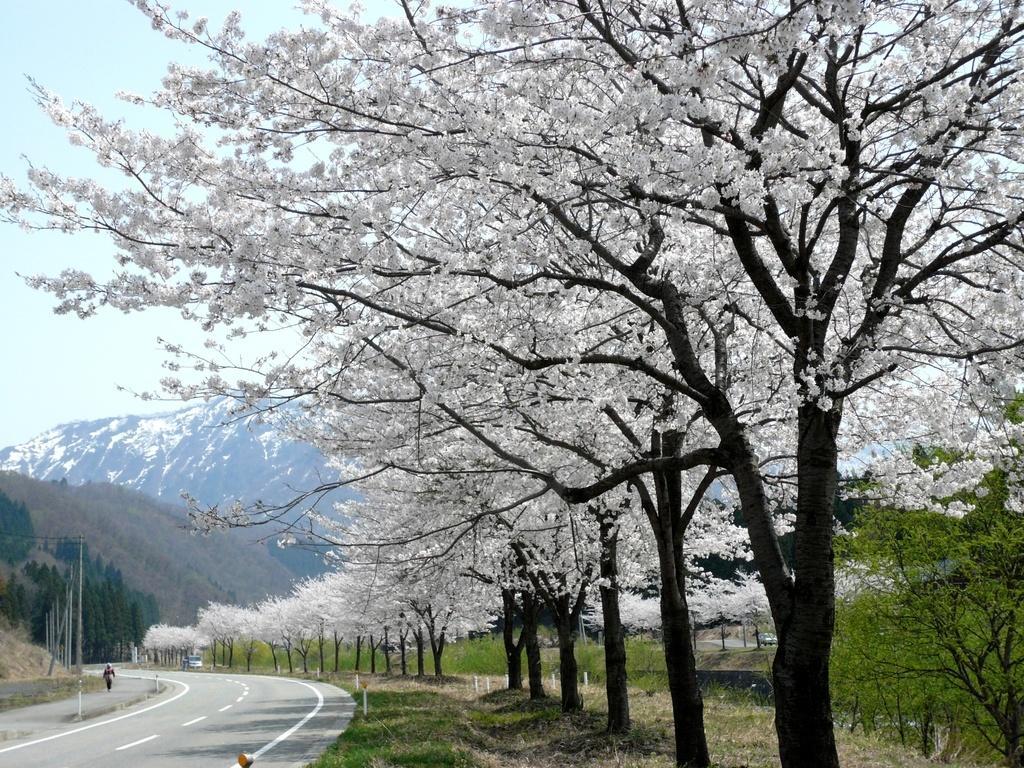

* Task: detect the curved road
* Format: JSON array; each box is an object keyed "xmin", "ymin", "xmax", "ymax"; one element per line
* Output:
[{"xmin": 0, "ymin": 670, "xmax": 354, "ymax": 768}]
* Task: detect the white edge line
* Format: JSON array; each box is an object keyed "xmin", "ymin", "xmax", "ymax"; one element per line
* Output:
[
  {"xmin": 253, "ymin": 678, "xmax": 325, "ymax": 758},
  {"xmin": 220, "ymin": 676, "xmax": 326, "ymax": 768},
  {"xmin": 182, "ymin": 715, "xmax": 207, "ymax": 726},
  {"xmin": 115, "ymin": 734, "xmax": 159, "ymax": 751},
  {"xmin": 218, "ymin": 704, "xmax": 232, "ymax": 712},
  {"xmin": 0, "ymin": 675, "xmax": 190, "ymax": 755}
]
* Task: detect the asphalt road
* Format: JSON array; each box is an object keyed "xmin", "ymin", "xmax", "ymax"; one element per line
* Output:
[{"xmin": 0, "ymin": 669, "xmax": 354, "ymax": 768}]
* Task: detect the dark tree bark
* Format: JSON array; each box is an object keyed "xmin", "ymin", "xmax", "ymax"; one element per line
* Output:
[
  {"xmin": 513, "ymin": 548, "xmax": 586, "ymax": 712},
  {"xmin": 269, "ymin": 642, "xmax": 279, "ymax": 672},
  {"xmin": 369, "ymin": 633, "xmax": 378, "ymax": 674},
  {"xmin": 354, "ymin": 635, "xmax": 362, "ymax": 673},
  {"xmin": 596, "ymin": 506, "xmax": 630, "ymax": 734},
  {"xmin": 501, "ymin": 588, "xmax": 524, "ymax": 690},
  {"xmin": 521, "ymin": 591, "xmax": 545, "ymax": 699},
  {"xmin": 410, "ymin": 601, "xmax": 449, "ymax": 678},
  {"xmin": 383, "ymin": 626, "xmax": 391, "ymax": 674},
  {"xmin": 770, "ymin": 406, "xmax": 840, "ymax": 768},
  {"xmin": 429, "ymin": 630, "xmax": 447, "ymax": 677},
  {"xmin": 629, "ymin": 429, "xmax": 713, "ymax": 768},
  {"xmin": 414, "ymin": 628, "xmax": 425, "ymax": 677},
  {"xmin": 546, "ymin": 590, "xmax": 585, "ymax": 712},
  {"xmin": 333, "ymin": 631, "xmax": 341, "ymax": 674},
  {"xmin": 399, "ymin": 627, "xmax": 408, "ymax": 676}
]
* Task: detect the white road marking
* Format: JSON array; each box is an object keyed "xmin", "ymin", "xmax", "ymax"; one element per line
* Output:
[
  {"xmin": 182, "ymin": 716, "xmax": 207, "ymax": 726},
  {"xmin": 115, "ymin": 734, "xmax": 159, "ymax": 751},
  {"xmin": 222, "ymin": 677, "xmax": 326, "ymax": 768},
  {"xmin": 219, "ymin": 704, "xmax": 233, "ymax": 712},
  {"xmin": 0, "ymin": 675, "xmax": 190, "ymax": 755},
  {"xmin": 236, "ymin": 696, "xmax": 244, "ymax": 703}
]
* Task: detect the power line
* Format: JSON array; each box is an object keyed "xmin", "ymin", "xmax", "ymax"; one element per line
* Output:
[{"xmin": 0, "ymin": 531, "xmax": 84, "ymax": 543}]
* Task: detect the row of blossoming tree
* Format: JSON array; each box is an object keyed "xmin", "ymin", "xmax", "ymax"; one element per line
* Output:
[
  {"xmin": 144, "ymin": 546, "xmax": 768, "ymax": 682},
  {"xmin": 6, "ymin": 1, "xmax": 1024, "ymax": 766}
]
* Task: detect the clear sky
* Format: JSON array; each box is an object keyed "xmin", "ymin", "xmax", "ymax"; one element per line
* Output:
[{"xmin": 0, "ymin": 1, "xmax": 391, "ymax": 448}]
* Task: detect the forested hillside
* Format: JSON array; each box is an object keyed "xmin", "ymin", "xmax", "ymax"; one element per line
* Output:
[{"xmin": 0, "ymin": 473, "xmax": 301, "ymax": 623}]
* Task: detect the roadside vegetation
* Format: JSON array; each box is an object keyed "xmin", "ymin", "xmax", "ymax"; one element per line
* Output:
[
  {"xmin": 175, "ymin": 631, "xmax": 1002, "ymax": 766},
  {"xmin": 0, "ymin": 676, "xmax": 104, "ymax": 713},
  {"xmin": 305, "ymin": 674, "xmax": 991, "ymax": 768}
]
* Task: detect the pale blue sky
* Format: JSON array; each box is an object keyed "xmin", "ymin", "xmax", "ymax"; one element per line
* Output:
[{"xmin": 0, "ymin": 1, "xmax": 392, "ymax": 447}]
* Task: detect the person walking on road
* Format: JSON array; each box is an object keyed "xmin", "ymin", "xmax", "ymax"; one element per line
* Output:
[{"xmin": 102, "ymin": 663, "xmax": 115, "ymax": 691}]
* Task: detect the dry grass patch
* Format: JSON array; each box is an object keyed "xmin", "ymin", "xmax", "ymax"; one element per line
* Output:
[{"xmin": 309, "ymin": 673, "xmax": 995, "ymax": 768}]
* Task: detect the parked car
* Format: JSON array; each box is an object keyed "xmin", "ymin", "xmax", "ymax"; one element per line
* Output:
[
  {"xmin": 759, "ymin": 633, "xmax": 777, "ymax": 646},
  {"xmin": 186, "ymin": 654, "xmax": 203, "ymax": 669}
]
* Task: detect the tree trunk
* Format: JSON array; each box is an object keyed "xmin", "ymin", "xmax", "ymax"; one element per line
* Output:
[
  {"xmin": 662, "ymin": 588, "xmax": 711, "ymax": 768},
  {"xmin": 355, "ymin": 635, "xmax": 362, "ymax": 672},
  {"xmin": 522, "ymin": 591, "xmax": 545, "ymax": 699},
  {"xmin": 269, "ymin": 643, "xmax": 279, "ymax": 672},
  {"xmin": 383, "ymin": 627, "xmax": 391, "ymax": 675},
  {"xmin": 502, "ymin": 588, "xmax": 523, "ymax": 690},
  {"xmin": 286, "ymin": 646, "xmax": 293, "ymax": 674},
  {"xmin": 414, "ymin": 629, "xmax": 425, "ymax": 677},
  {"xmin": 430, "ymin": 631, "xmax": 446, "ymax": 677},
  {"xmin": 771, "ymin": 406, "xmax": 841, "ymax": 768},
  {"xmin": 370, "ymin": 634, "xmax": 377, "ymax": 674},
  {"xmin": 634, "ymin": 429, "xmax": 713, "ymax": 768},
  {"xmin": 554, "ymin": 595, "xmax": 583, "ymax": 712},
  {"xmin": 333, "ymin": 631, "xmax": 341, "ymax": 674},
  {"xmin": 597, "ymin": 508, "xmax": 630, "ymax": 734},
  {"xmin": 400, "ymin": 629, "xmax": 408, "ymax": 676},
  {"xmin": 600, "ymin": 582, "xmax": 630, "ymax": 732}
]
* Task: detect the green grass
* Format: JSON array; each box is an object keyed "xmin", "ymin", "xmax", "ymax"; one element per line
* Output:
[
  {"xmin": 308, "ymin": 686, "xmax": 480, "ymax": 768},
  {"xmin": 193, "ymin": 633, "xmax": 771, "ymax": 692}
]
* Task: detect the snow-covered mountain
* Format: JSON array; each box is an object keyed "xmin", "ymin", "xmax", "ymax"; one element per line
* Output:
[{"xmin": 0, "ymin": 399, "xmax": 335, "ymax": 508}]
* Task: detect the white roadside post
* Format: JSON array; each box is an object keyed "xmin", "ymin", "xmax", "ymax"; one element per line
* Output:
[
  {"xmin": 77, "ymin": 678, "xmax": 82, "ymax": 720},
  {"xmin": 473, "ymin": 676, "xmax": 479, "ymax": 693},
  {"xmin": 154, "ymin": 674, "xmax": 159, "ymax": 693},
  {"xmin": 584, "ymin": 671, "xmax": 588, "ymax": 688},
  {"xmin": 354, "ymin": 673, "xmax": 360, "ymax": 689},
  {"xmin": 362, "ymin": 684, "xmax": 368, "ymax": 716},
  {"xmin": 485, "ymin": 677, "xmax": 490, "ymax": 693}
]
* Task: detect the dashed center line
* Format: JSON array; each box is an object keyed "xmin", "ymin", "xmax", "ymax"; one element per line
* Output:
[
  {"xmin": 219, "ymin": 704, "xmax": 233, "ymax": 712},
  {"xmin": 116, "ymin": 734, "xmax": 159, "ymax": 751},
  {"xmin": 236, "ymin": 696, "xmax": 244, "ymax": 703},
  {"xmin": 182, "ymin": 716, "xmax": 207, "ymax": 726}
]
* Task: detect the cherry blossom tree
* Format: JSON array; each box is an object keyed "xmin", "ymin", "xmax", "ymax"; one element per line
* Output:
[
  {"xmin": 6, "ymin": 3, "xmax": 1024, "ymax": 767},
  {"xmin": 143, "ymin": 623, "xmax": 206, "ymax": 667},
  {"xmin": 197, "ymin": 602, "xmax": 244, "ymax": 669}
]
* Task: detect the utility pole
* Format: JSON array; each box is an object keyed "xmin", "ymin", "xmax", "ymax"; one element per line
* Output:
[
  {"xmin": 65, "ymin": 580, "xmax": 71, "ymax": 669},
  {"xmin": 76, "ymin": 535, "xmax": 83, "ymax": 675}
]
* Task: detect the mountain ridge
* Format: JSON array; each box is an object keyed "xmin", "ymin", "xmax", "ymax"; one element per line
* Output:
[
  {"xmin": 0, "ymin": 399, "xmax": 335, "ymax": 509},
  {"xmin": 0, "ymin": 472, "xmax": 301, "ymax": 623}
]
